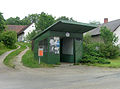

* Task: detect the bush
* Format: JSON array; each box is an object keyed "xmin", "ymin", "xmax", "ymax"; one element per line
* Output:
[
  {"xmin": 83, "ymin": 33, "xmax": 92, "ymax": 44},
  {"xmin": 100, "ymin": 26, "xmax": 118, "ymax": 44},
  {"xmin": 83, "ymin": 42, "xmax": 103, "ymax": 57},
  {"xmin": 82, "ymin": 42, "xmax": 110, "ymax": 64},
  {"xmin": 2, "ymin": 31, "xmax": 17, "ymax": 48},
  {"xmin": 83, "ymin": 34, "xmax": 104, "ymax": 57},
  {"xmin": 99, "ymin": 26, "xmax": 120, "ymax": 59},
  {"xmin": 0, "ymin": 42, "xmax": 10, "ymax": 55},
  {"xmin": 99, "ymin": 43, "xmax": 120, "ymax": 59},
  {"xmin": 82, "ymin": 40, "xmax": 119, "ymax": 64},
  {"xmin": 81, "ymin": 55, "xmax": 110, "ymax": 64},
  {"xmin": 82, "ymin": 26, "xmax": 120, "ymax": 65},
  {"xmin": 0, "ymin": 33, "xmax": 2, "ymax": 42},
  {"xmin": 25, "ymin": 30, "xmax": 37, "ymax": 41},
  {"xmin": 81, "ymin": 26, "xmax": 120, "ymax": 65}
]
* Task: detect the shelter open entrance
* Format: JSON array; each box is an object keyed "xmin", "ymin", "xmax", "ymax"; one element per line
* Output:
[{"xmin": 60, "ymin": 37, "xmax": 74, "ymax": 63}]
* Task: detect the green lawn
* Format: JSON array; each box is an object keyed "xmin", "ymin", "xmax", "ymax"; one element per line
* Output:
[
  {"xmin": 22, "ymin": 49, "xmax": 54, "ymax": 68},
  {"xmin": 22, "ymin": 47, "xmax": 120, "ymax": 68},
  {"xmin": 88, "ymin": 57, "xmax": 120, "ymax": 68},
  {"xmin": 0, "ymin": 42, "xmax": 11, "ymax": 55},
  {"xmin": 3, "ymin": 42, "xmax": 27, "ymax": 68}
]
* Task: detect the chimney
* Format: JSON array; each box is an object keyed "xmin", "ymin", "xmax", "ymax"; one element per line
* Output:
[{"xmin": 104, "ymin": 18, "xmax": 108, "ymax": 23}]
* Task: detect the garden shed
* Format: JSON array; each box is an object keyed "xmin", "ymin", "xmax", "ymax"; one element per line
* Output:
[{"xmin": 32, "ymin": 20, "xmax": 96, "ymax": 64}]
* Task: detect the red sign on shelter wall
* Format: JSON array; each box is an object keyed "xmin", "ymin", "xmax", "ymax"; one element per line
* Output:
[{"xmin": 38, "ymin": 48, "xmax": 43, "ymax": 56}]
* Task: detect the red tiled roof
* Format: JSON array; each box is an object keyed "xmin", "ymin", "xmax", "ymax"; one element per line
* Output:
[{"xmin": 5, "ymin": 25, "xmax": 27, "ymax": 34}]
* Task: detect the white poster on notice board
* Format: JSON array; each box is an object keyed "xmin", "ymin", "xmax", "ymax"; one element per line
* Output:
[{"xmin": 49, "ymin": 37, "xmax": 60, "ymax": 54}]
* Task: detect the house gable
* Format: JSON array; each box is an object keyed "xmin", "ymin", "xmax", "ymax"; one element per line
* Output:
[
  {"xmin": 18, "ymin": 23, "xmax": 36, "ymax": 42},
  {"xmin": 114, "ymin": 26, "xmax": 120, "ymax": 45},
  {"xmin": 89, "ymin": 19, "xmax": 120, "ymax": 36},
  {"xmin": 23, "ymin": 23, "xmax": 35, "ymax": 37}
]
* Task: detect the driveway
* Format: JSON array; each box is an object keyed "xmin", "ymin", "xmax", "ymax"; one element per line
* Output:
[{"xmin": 0, "ymin": 49, "xmax": 120, "ymax": 89}]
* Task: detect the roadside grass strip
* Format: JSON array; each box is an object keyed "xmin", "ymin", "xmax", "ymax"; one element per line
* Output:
[
  {"xmin": 22, "ymin": 49, "xmax": 120, "ymax": 68},
  {"xmin": 4, "ymin": 43, "xmax": 26, "ymax": 68},
  {"xmin": 86, "ymin": 57, "xmax": 120, "ymax": 68},
  {"xmin": 22, "ymin": 49, "xmax": 54, "ymax": 68}
]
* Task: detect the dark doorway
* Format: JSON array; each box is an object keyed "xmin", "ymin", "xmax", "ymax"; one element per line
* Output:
[{"xmin": 60, "ymin": 38, "xmax": 74, "ymax": 62}]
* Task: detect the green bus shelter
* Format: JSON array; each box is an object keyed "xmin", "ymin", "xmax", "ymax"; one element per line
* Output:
[{"xmin": 32, "ymin": 20, "xmax": 96, "ymax": 64}]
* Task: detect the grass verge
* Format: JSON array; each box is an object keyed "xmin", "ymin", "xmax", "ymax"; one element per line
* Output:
[
  {"xmin": 22, "ymin": 49, "xmax": 54, "ymax": 68},
  {"xmin": 0, "ymin": 42, "xmax": 11, "ymax": 55},
  {"xmin": 3, "ymin": 43, "xmax": 26, "ymax": 68},
  {"xmin": 84, "ymin": 57, "xmax": 120, "ymax": 68}
]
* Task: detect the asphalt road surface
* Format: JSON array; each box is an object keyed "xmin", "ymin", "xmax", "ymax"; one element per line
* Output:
[{"xmin": 0, "ymin": 49, "xmax": 120, "ymax": 89}]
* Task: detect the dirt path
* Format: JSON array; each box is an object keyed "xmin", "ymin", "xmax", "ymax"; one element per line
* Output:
[
  {"xmin": 12, "ymin": 46, "xmax": 120, "ymax": 74},
  {"xmin": 13, "ymin": 46, "xmax": 30, "ymax": 71},
  {"xmin": 2, "ymin": 45, "xmax": 120, "ymax": 75},
  {"xmin": 0, "ymin": 46, "xmax": 20, "ymax": 73}
]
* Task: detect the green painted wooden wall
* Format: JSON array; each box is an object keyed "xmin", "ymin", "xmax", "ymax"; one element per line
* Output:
[
  {"xmin": 33, "ymin": 30, "xmax": 83, "ymax": 64},
  {"xmin": 75, "ymin": 38, "xmax": 83, "ymax": 63}
]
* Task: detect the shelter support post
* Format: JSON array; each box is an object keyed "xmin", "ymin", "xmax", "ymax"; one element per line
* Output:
[{"xmin": 73, "ymin": 38, "xmax": 76, "ymax": 64}]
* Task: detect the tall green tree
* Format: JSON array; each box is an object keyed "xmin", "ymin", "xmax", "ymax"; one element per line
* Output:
[
  {"xmin": 0, "ymin": 12, "xmax": 6, "ymax": 42},
  {"xmin": 6, "ymin": 14, "xmax": 40, "ymax": 25},
  {"xmin": 6, "ymin": 16, "xmax": 22, "ymax": 25},
  {"xmin": 56, "ymin": 16, "xmax": 76, "ymax": 21},
  {"xmin": 25, "ymin": 30, "xmax": 37, "ymax": 41},
  {"xmin": 21, "ymin": 14, "xmax": 40, "ymax": 25},
  {"xmin": 36, "ymin": 12, "xmax": 55, "ymax": 31},
  {"xmin": 27, "ymin": 14, "xmax": 40, "ymax": 23},
  {"xmin": 0, "ymin": 12, "xmax": 6, "ymax": 32},
  {"xmin": 100, "ymin": 26, "xmax": 119, "ymax": 58},
  {"xmin": 83, "ymin": 33, "xmax": 92, "ymax": 44},
  {"xmin": 21, "ymin": 16, "xmax": 31, "ymax": 25},
  {"xmin": 100, "ymin": 26, "xmax": 118, "ymax": 44}
]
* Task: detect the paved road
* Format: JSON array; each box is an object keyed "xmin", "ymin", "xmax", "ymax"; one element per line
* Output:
[{"xmin": 0, "ymin": 49, "xmax": 120, "ymax": 89}]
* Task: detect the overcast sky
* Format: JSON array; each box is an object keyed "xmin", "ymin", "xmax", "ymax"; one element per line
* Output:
[{"xmin": 1, "ymin": 0, "xmax": 120, "ymax": 23}]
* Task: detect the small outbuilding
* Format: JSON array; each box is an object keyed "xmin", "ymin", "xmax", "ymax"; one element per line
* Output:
[{"xmin": 32, "ymin": 20, "xmax": 96, "ymax": 64}]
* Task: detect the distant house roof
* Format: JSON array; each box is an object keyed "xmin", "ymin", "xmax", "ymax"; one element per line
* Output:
[
  {"xmin": 89, "ymin": 19, "xmax": 120, "ymax": 36},
  {"xmin": 6, "ymin": 25, "xmax": 27, "ymax": 35},
  {"xmin": 17, "ymin": 23, "xmax": 33, "ymax": 35}
]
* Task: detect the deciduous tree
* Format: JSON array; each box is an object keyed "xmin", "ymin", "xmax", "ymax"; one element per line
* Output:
[
  {"xmin": 0, "ymin": 12, "xmax": 6, "ymax": 32},
  {"xmin": 100, "ymin": 26, "xmax": 118, "ymax": 44},
  {"xmin": 6, "ymin": 17, "xmax": 22, "ymax": 25},
  {"xmin": 56, "ymin": 16, "xmax": 76, "ymax": 22},
  {"xmin": 36, "ymin": 12, "xmax": 55, "ymax": 31},
  {"xmin": 2, "ymin": 31, "xmax": 17, "ymax": 48}
]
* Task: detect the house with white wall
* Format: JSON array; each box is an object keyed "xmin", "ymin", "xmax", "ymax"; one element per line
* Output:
[
  {"xmin": 17, "ymin": 23, "xmax": 35, "ymax": 41},
  {"xmin": 88, "ymin": 18, "xmax": 120, "ymax": 45},
  {"xmin": 6, "ymin": 23, "xmax": 36, "ymax": 42}
]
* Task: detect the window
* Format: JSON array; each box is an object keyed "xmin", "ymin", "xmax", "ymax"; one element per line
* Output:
[{"xmin": 39, "ymin": 39, "xmax": 48, "ymax": 52}]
